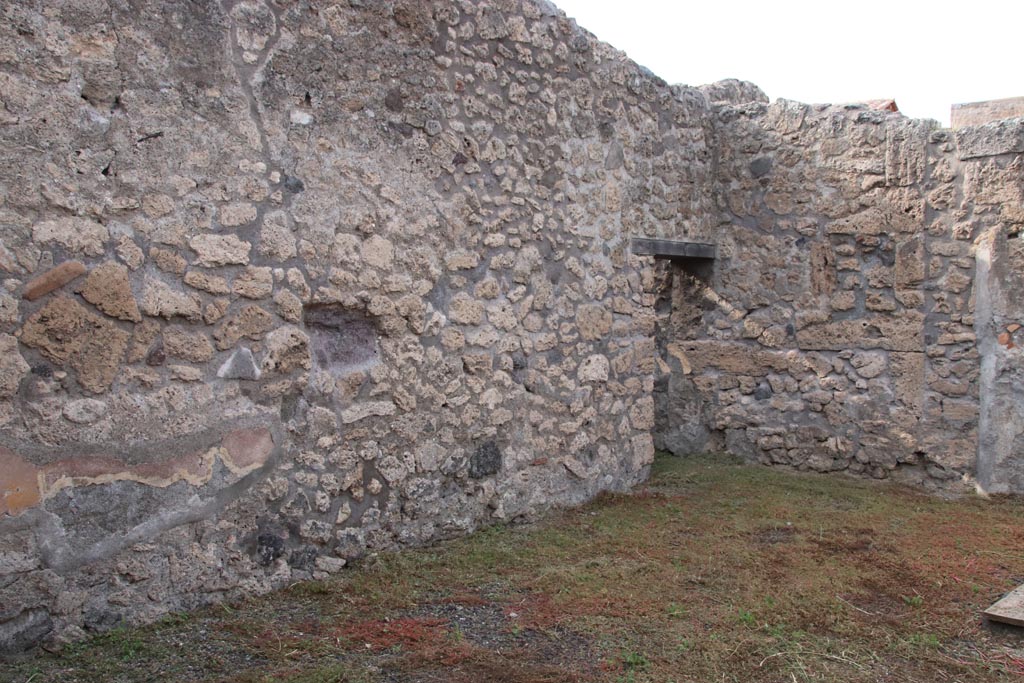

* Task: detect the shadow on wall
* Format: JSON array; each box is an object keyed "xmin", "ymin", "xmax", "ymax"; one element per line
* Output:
[{"xmin": 653, "ymin": 255, "xmax": 718, "ymax": 455}]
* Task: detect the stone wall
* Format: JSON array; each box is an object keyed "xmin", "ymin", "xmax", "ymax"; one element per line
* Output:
[
  {"xmin": 0, "ymin": 0, "xmax": 716, "ymax": 651},
  {"xmin": 2, "ymin": 0, "xmax": 1022, "ymax": 655},
  {"xmin": 655, "ymin": 93, "xmax": 1024, "ymax": 493},
  {"xmin": 969, "ymin": 122, "xmax": 1024, "ymax": 492},
  {"xmin": 952, "ymin": 97, "xmax": 1024, "ymax": 129}
]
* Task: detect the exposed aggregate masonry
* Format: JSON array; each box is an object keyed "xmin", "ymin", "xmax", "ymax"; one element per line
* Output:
[{"xmin": 0, "ymin": 0, "xmax": 1021, "ymax": 652}]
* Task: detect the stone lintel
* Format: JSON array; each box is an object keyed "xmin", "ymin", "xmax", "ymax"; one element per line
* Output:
[{"xmin": 630, "ymin": 237, "xmax": 716, "ymax": 260}]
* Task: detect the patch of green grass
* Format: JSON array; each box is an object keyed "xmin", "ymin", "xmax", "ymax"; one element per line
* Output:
[
  {"xmin": 665, "ymin": 603, "xmax": 686, "ymax": 619},
  {"xmin": 902, "ymin": 594, "xmax": 924, "ymax": 607},
  {"xmin": 156, "ymin": 611, "xmax": 192, "ymax": 628},
  {"xmin": 287, "ymin": 580, "xmax": 338, "ymax": 597},
  {"xmin": 905, "ymin": 632, "xmax": 942, "ymax": 649},
  {"xmin": 621, "ymin": 650, "xmax": 649, "ymax": 669}
]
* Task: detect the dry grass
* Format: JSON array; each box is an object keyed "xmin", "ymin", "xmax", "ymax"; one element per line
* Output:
[{"xmin": 6, "ymin": 453, "xmax": 1024, "ymax": 683}]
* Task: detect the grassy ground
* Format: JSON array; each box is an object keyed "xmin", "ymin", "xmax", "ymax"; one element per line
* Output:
[{"xmin": 6, "ymin": 454, "xmax": 1024, "ymax": 683}]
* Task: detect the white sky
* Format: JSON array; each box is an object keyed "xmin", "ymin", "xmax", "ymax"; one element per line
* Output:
[{"xmin": 553, "ymin": 0, "xmax": 1021, "ymax": 126}]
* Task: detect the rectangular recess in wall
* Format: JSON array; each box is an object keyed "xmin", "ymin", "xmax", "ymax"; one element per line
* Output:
[
  {"xmin": 630, "ymin": 237, "xmax": 716, "ymax": 260},
  {"xmin": 303, "ymin": 304, "xmax": 379, "ymax": 374}
]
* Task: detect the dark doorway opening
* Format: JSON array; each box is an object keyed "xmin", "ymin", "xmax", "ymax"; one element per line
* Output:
[{"xmin": 635, "ymin": 239, "xmax": 719, "ymax": 457}]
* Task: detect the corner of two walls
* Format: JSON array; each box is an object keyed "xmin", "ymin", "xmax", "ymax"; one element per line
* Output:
[{"xmin": 654, "ymin": 97, "xmax": 1024, "ymax": 494}]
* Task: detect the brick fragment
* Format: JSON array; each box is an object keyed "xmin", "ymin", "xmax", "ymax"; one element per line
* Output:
[{"xmin": 22, "ymin": 261, "xmax": 87, "ymax": 301}]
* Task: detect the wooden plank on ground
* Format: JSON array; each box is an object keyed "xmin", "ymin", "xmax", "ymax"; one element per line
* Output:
[{"xmin": 984, "ymin": 585, "xmax": 1024, "ymax": 627}]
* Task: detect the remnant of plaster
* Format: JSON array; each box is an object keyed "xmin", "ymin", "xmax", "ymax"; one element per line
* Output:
[{"xmin": 0, "ymin": 428, "xmax": 275, "ymax": 516}]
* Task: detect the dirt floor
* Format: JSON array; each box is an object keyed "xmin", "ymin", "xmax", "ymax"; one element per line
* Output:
[{"xmin": 6, "ymin": 454, "xmax": 1024, "ymax": 683}]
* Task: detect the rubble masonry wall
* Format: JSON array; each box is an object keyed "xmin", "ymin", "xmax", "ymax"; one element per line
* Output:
[
  {"xmin": 655, "ymin": 97, "xmax": 1024, "ymax": 493},
  {"xmin": 1, "ymin": 0, "xmax": 1022, "ymax": 654},
  {"xmin": 0, "ymin": 0, "xmax": 714, "ymax": 650}
]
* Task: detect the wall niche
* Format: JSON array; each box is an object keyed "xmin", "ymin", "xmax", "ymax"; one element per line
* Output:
[{"xmin": 303, "ymin": 304, "xmax": 380, "ymax": 375}]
